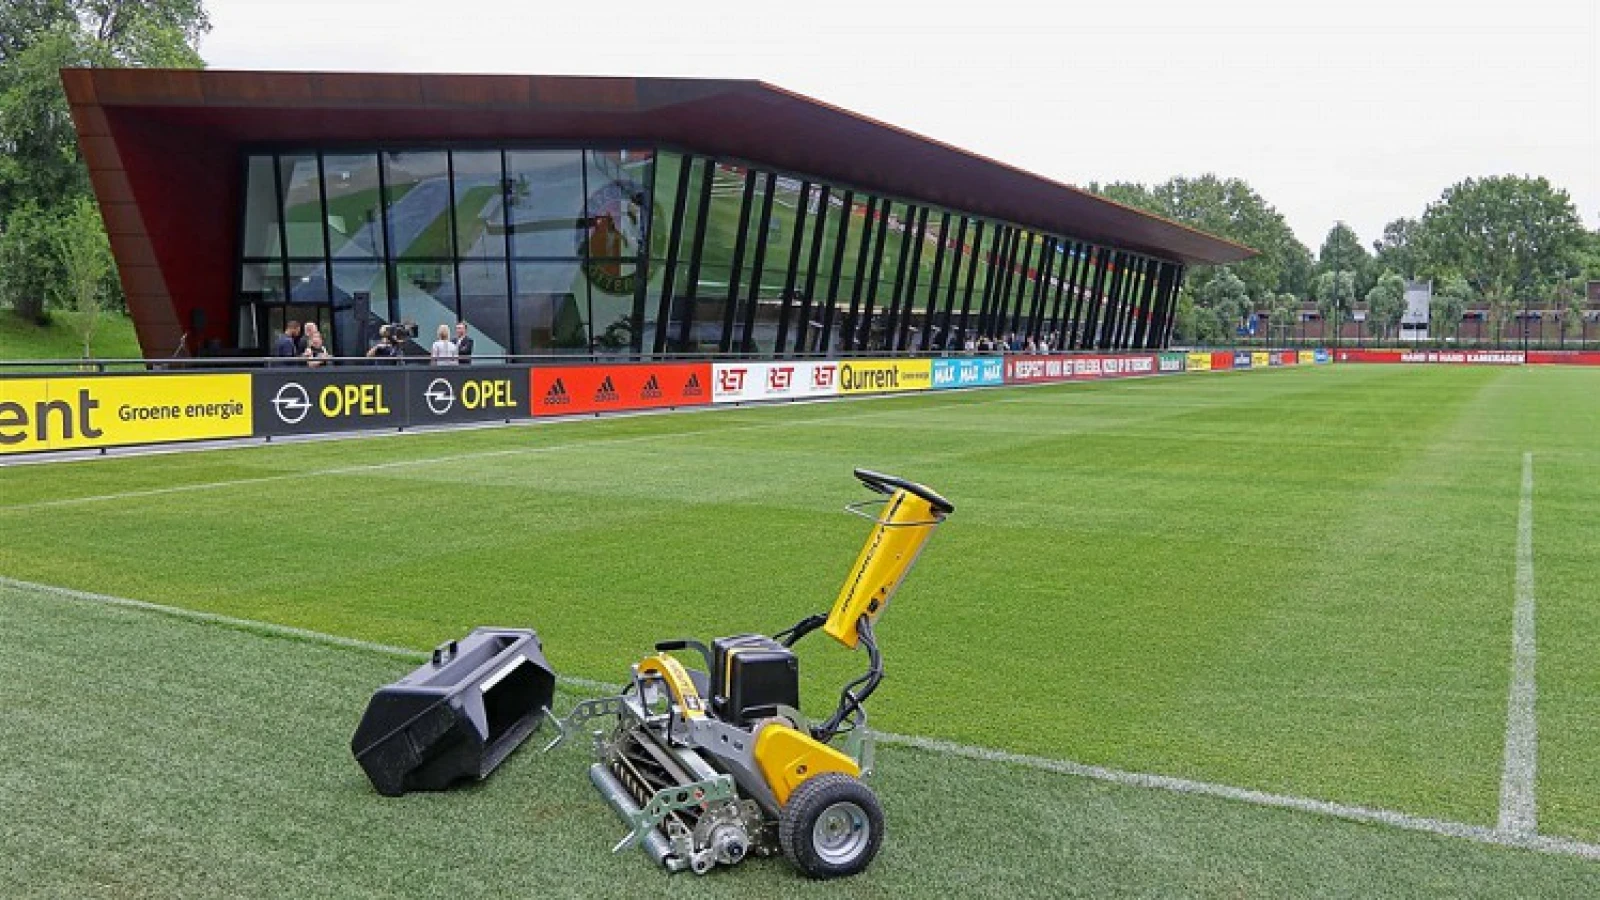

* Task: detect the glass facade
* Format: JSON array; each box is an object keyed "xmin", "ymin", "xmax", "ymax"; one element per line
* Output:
[{"xmin": 235, "ymin": 146, "xmax": 1185, "ymax": 358}]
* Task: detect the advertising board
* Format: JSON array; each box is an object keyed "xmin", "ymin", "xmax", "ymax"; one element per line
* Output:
[
  {"xmin": 253, "ymin": 370, "xmax": 408, "ymax": 436},
  {"xmin": 1003, "ymin": 354, "xmax": 1158, "ymax": 385},
  {"xmin": 1251, "ymin": 352, "xmax": 1271, "ymax": 369},
  {"xmin": 1, "ymin": 374, "xmax": 253, "ymax": 454},
  {"xmin": 1232, "ymin": 351, "xmax": 1253, "ymax": 369},
  {"xmin": 530, "ymin": 362, "xmax": 711, "ymax": 416},
  {"xmin": 405, "ymin": 367, "xmax": 526, "ymax": 425},
  {"xmin": 931, "ymin": 357, "xmax": 1005, "ymax": 389},
  {"xmin": 1159, "ymin": 352, "xmax": 1187, "ymax": 373},
  {"xmin": 711, "ymin": 361, "xmax": 840, "ymax": 403},
  {"xmin": 1211, "ymin": 352, "xmax": 1235, "ymax": 370},
  {"xmin": 837, "ymin": 359, "xmax": 932, "ymax": 394},
  {"xmin": 1187, "ymin": 352, "xmax": 1212, "ymax": 372}
]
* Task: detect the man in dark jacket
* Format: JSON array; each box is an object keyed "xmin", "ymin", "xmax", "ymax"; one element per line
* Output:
[
  {"xmin": 454, "ymin": 322, "xmax": 474, "ymax": 364},
  {"xmin": 271, "ymin": 321, "xmax": 302, "ymax": 365}
]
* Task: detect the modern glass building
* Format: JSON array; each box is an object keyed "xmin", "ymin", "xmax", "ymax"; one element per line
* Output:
[{"xmin": 64, "ymin": 69, "xmax": 1253, "ymax": 360}]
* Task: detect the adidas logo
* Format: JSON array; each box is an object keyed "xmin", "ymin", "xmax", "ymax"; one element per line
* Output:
[
  {"xmin": 641, "ymin": 374, "xmax": 662, "ymax": 400},
  {"xmin": 543, "ymin": 378, "xmax": 570, "ymax": 405},
  {"xmin": 683, "ymin": 373, "xmax": 703, "ymax": 397},
  {"xmin": 595, "ymin": 375, "xmax": 619, "ymax": 403}
]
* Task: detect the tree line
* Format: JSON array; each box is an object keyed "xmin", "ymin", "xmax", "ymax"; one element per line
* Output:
[{"xmin": 1090, "ymin": 175, "xmax": 1600, "ymax": 345}]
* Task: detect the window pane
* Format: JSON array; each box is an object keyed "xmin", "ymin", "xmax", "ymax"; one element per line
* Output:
[
  {"xmin": 393, "ymin": 262, "xmax": 457, "ymax": 350},
  {"xmin": 279, "ymin": 154, "xmax": 326, "ymax": 258},
  {"xmin": 332, "ymin": 262, "xmax": 390, "ymax": 356},
  {"xmin": 288, "ymin": 262, "xmax": 330, "ymax": 304},
  {"xmin": 241, "ymin": 156, "xmax": 282, "ymax": 258},
  {"xmin": 584, "ymin": 149, "xmax": 652, "ymax": 260},
  {"xmin": 587, "ymin": 259, "xmax": 636, "ymax": 355},
  {"xmin": 323, "ymin": 153, "xmax": 385, "ymax": 259},
  {"xmin": 506, "ymin": 151, "xmax": 584, "ymax": 258},
  {"xmin": 513, "ymin": 262, "xmax": 589, "ymax": 354},
  {"xmin": 452, "ymin": 150, "xmax": 506, "ymax": 261},
  {"xmin": 383, "ymin": 151, "xmax": 453, "ymax": 259},
  {"xmin": 240, "ymin": 261, "xmax": 286, "ymax": 302},
  {"xmin": 457, "ymin": 261, "xmax": 512, "ymax": 360}
]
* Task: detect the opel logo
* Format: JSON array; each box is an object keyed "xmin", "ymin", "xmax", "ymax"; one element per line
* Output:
[
  {"xmin": 272, "ymin": 382, "xmax": 312, "ymax": 424},
  {"xmin": 424, "ymin": 378, "xmax": 455, "ymax": 415}
]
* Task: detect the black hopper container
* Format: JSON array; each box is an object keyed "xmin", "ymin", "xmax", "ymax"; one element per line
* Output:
[{"xmin": 352, "ymin": 627, "xmax": 557, "ymax": 796}]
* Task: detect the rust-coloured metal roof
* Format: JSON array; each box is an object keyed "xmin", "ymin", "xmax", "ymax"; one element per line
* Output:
[{"xmin": 62, "ymin": 68, "xmax": 1252, "ymax": 353}]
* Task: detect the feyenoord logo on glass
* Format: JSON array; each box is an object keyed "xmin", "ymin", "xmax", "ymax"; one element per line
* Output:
[{"xmin": 580, "ymin": 178, "xmax": 648, "ymax": 296}]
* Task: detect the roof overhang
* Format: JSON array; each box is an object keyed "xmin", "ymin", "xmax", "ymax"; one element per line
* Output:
[{"xmin": 64, "ymin": 68, "xmax": 1255, "ymax": 267}]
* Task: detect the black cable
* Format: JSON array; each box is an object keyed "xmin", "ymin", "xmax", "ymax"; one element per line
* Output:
[{"xmin": 813, "ymin": 615, "xmax": 883, "ymax": 743}]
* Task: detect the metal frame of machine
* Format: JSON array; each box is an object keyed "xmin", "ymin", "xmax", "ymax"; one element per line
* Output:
[{"xmin": 546, "ymin": 469, "xmax": 955, "ymax": 879}]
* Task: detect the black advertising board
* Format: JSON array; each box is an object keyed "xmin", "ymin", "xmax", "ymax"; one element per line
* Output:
[
  {"xmin": 403, "ymin": 366, "xmax": 527, "ymax": 425},
  {"xmin": 253, "ymin": 369, "xmax": 409, "ymax": 436}
]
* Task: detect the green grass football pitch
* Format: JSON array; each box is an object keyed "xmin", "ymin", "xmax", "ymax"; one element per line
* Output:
[{"xmin": 2, "ymin": 365, "xmax": 1598, "ymax": 895}]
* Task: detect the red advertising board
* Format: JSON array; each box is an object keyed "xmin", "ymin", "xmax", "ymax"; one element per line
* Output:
[
  {"xmin": 1210, "ymin": 352, "xmax": 1234, "ymax": 370},
  {"xmin": 1003, "ymin": 354, "xmax": 1158, "ymax": 385},
  {"xmin": 1335, "ymin": 349, "xmax": 1526, "ymax": 365},
  {"xmin": 529, "ymin": 362, "xmax": 712, "ymax": 416},
  {"xmin": 1527, "ymin": 351, "xmax": 1600, "ymax": 366}
]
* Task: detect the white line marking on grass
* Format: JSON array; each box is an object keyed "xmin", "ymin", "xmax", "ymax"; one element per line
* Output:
[
  {"xmin": 5, "ymin": 574, "xmax": 1599, "ymax": 863},
  {"xmin": 1499, "ymin": 451, "xmax": 1539, "ymax": 835},
  {"xmin": 875, "ymin": 732, "xmax": 1599, "ymax": 862},
  {"xmin": 0, "ymin": 396, "xmax": 994, "ymax": 513}
]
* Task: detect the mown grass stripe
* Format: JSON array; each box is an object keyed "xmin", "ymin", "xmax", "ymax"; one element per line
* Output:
[{"xmin": 7, "ymin": 572, "xmax": 1597, "ymax": 864}]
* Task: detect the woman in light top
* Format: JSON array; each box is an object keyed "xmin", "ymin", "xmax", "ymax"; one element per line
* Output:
[{"xmin": 430, "ymin": 324, "xmax": 459, "ymax": 365}]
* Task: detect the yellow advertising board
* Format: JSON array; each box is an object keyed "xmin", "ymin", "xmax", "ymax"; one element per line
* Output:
[
  {"xmin": 837, "ymin": 359, "xmax": 933, "ymax": 394},
  {"xmin": 0, "ymin": 374, "xmax": 253, "ymax": 454},
  {"xmin": 1299, "ymin": 350, "xmax": 1317, "ymax": 365},
  {"xmin": 1186, "ymin": 352, "xmax": 1212, "ymax": 372},
  {"xmin": 1251, "ymin": 352, "xmax": 1271, "ymax": 369}
]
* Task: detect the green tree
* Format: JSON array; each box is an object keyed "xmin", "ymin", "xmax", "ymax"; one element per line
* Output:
[
  {"xmin": 1088, "ymin": 174, "xmax": 1314, "ymax": 299},
  {"xmin": 1373, "ymin": 217, "xmax": 1421, "ymax": 279},
  {"xmin": 1365, "ymin": 271, "xmax": 1407, "ymax": 343},
  {"xmin": 1318, "ymin": 222, "xmax": 1373, "ymax": 296},
  {"xmin": 51, "ymin": 195, "xmax": 113, "ymax": 358},
  {"xmin": 1197, "ymin": 267, "xmax": 1250, "ymax": 342},
  {"xmin": 0, "ymin": 0, "xmax": 209, "ymax": 321},
  {"xmin": 1413, "ymin": 176, "xmax": 1587, "ymax": 332},
  {"xmin": 1314, "ymin": 270, "xmax": 1356, "ymax": 344},
  {"xmin": 1268, "ymin": 293, "xmax": 1298, "ymax": 344},
  {"xmin": 1430, "ymin": 275, "xmax": 1472, "ymax": 343}
]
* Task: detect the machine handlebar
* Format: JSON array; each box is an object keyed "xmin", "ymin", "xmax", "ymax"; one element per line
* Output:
[{"xmin": 852, "ymin": 468, "xmax": 955, "ymax": 515}]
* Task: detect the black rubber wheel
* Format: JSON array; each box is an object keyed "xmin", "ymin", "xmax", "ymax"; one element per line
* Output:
[{"xmin": 778, "ymin": 773, "xmax": 884, "ymax": 879}]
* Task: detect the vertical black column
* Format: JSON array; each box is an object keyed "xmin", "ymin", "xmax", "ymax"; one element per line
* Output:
[
  {"xmin": 1130, "ymin": 258, "xmax": 1157, "ymax": 349},
  {"xmin": 719, "ymin": 169, "xmax": 759, "ymax": 353},
  {"xmin": 843, "ymin": 196, "xmax": 878, "ymax": 351},
  {"xmin": 774, "ymin": 180, "xmax": 810, "ymax": 357},
  {"xmin": 1162, "ymin": 264, "xmax": 1187, "ymax": 347},
  {"xmin": 958, "ymin": 220, "xmax": 985, "ymax": 344},
  {"xmin": 794, "ymin": 185, "xmax": 830, "ymax": 355},
  {"xmin": 858, "ymin": 200, "xmax": 893, "ymax": 350},
  {"xmin": 1009, "ymin": 232, "xmax": 1036, "ymax": 337},
  {"xmin": 675, "ymin": 160, "xmax": 716, "ymax": 350},
  {"xmin": 1026, "ymin": 237, "xmax": 1055, "ymax": 339},
  {"xmin": 652, "ymin": 154, "xmax": 694, "ymax": 356},
  {"xmin": 1045, "ymin": 241, "xmax": 1071, "ymax": 344},
  {"xmin": 818, "ymin": 189, "xmax": 854, "ymax": 352},
  {"xmin": 1111, "ymin": 254, "xmax": 1134, "ymax": 349},
  {"xmin": 882, "ymin": 203, "xmax": 916, "ymax": 351},
  {"xmin": 898, "ymin": 206, "xmax": 928, "ymax": 351},
  {"xmin": 738, "ymin": 172, "xmax": 777, "ymax": 354},
  {"xmin": 920, "ymin": 211, "xmax": 951, "ymax": 352},
  {"xmin": 937, "ymin": 215, "xmax": 967, "ymax": 351},
  {"xmin": 979, "ymin": 226, "xmax": 1010, "ymax": 339},
  {"xmin": 1080, "ymin": 248, "xmax": 1110, "ymax": 350}
]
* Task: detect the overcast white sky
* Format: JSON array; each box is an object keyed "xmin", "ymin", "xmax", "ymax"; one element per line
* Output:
[{"xmin": 202, "ymin": 0, "xmax": 1598, "ymax": 254}]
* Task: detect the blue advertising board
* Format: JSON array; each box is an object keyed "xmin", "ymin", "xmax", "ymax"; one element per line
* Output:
[
  {"xmin": 1233, "ymin": 351, "xmax": 1253, "ymax": 369},
  {"xmin": 1315, "ymin": 349, "xmax": 1331, "ymax": 364},
  {"xmin": 932, "ymin": 356, "xmax": 1005, "ymax": 389}
]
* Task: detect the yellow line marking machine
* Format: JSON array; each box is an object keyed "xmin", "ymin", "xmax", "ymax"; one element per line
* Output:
[{"xmin": 546, "ymin": 469, "xmax": 954, "ymax": 878}]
